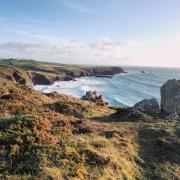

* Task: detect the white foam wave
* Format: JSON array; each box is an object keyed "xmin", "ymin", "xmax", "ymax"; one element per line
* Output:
[
  {"xmin": 33, "ymin": 77, "xmax": 104, "ymax": 98},
  {"xmin": 80, "ymin": 85, "xmax": 92, "ymax": 92},
  {"xmin": 34, "ymin": 67, "xmax": 179, "ymax": 108}
]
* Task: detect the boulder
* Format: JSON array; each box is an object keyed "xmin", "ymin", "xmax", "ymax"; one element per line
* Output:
[
  {"xmin": 141, "ymin": 70, "xmax": 146, "ymax": 74},
  {"xmin": 81, "ymin": 91, "xmax": 108, "ymax": 106},
  {"xmin": 63, "ymin": 75, "xmax": 75, "ymax": 81},
  {"xmin": 166, "ymin": 113, "xmax": 180, "ymax": 121},
  {"xmin": 161, "ymin": 79, "xmax": 180, "ymax": 115},
  {"xmin": 124, "ymin": 109, "xmax": 152, "ymax": 121},
  {"xmin": 133, "ymin": 98, "xmax": 160, "ymax": 116},
  {"xmin": 113, "ymin": 107, "xmax": 152, "ymax": 121},
  {"xmin": 113, "ymin": 98, "xmax": 160, "ymax": 121}
]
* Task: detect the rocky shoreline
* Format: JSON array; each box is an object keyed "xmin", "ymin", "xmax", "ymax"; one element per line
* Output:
[
  {"xmin": 0, "ymin": 59, "xmax": 125, "ymax": 86},
  {"xmin": 1, "ymin": 59, "xmax": 180, "ymax": 122},
  {"xmin": 81, "ymin": 80, "xmax": 180, "ymax": 122}
]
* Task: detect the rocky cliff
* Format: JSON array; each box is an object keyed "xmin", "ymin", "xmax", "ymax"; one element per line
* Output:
[{"xmin": 0, "ymin": 59, "xmax": 125, "ymax": 86}]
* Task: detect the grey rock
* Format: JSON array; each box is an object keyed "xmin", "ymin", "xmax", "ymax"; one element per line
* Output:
[
  {"xmin": 31, "ymin": 72, "xmax": 51, "ymax": 85},
  {"xmin": 161, "ymin": 79, "xmax": 180, "ymax": 115},
  {"xmin": 81, "ymin": 91, "xmax": 108, "ymax": 106},
  {"xmin": 166, "ymin": 113, "xmax": 180, "ymax": 121},
  {"xmin": 125, "ymin": 110, "xmax": 152, "ymax": 121},
  {"xmin": 113, "ymin": 98, "xmax": 160, "ymax": 121},
  {"xmin": 135, "ymin": 156, "xmax": 145, "ymax": 166},
  {"xmin": 63, "ymin": 75, "xmax": 75, "ymax": 81},
  {"xmin": 133, "ymin": 98, "xmax": 160, "ymax": 116}
]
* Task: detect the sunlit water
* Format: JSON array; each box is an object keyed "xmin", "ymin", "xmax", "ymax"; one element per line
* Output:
[{"xmin": 34, "ymin": 66, "xmax": 180, "ymax": 107}]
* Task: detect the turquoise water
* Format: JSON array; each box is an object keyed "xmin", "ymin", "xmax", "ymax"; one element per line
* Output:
[{"xmin": 34, "ymin": 66, "xmax": 180, "ymax": 107}]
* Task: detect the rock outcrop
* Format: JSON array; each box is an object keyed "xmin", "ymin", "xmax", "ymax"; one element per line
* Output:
[
  {"xmin": 0, "ymin": 66, "xmax": 34, "ymax": 86},
  {"xmin": 161, "ymin": 79, "xmax": 180, "ymax": 115},
  {"xmin": 166, "ymin": 113, "xmax": 180, "ymax": 121},
  {"xmin": 124, "ymin": 109, "xmax": 152, "ymax": 121},
  {"xmin": 133, "ymin": 98, "xmax": 160, "ymax": 116},
  {"xmin": 0, "ymin": 60, "xmax": 125, "ymax": 86},
  {"xmin": 31, "ymin": 72, "xmax": 52, "ymax": 85},
  {"xmin": 113, "ymin": 98, "xmax": 160, "ymax": 121},
  {"xmin": 81, "ymin": 91, "xmax": 108, "ymax": 106}
]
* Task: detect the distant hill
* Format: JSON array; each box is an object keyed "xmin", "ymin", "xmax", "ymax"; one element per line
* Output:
[{"xmin": 0, "ymin": 58, "xmax": 125, "ymax": 86}]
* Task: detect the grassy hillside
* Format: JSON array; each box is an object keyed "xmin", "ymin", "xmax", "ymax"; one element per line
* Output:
[
  {"xmin": 0, "ymin": 73, "xmax": 179, "ymax": 179},
  {"xmin": 0, "ymin": 58, "xmax": 124, "ymax": 75},
  {"xmin": 0, "ymin": 59, "xmax": 86, "ymax": 72},
  {"xmin": 0, "ymin": 59, "xmax": 125, "ymax": 86}
]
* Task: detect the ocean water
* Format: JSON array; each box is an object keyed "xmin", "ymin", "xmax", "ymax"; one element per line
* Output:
[{"xmin": 34, "ymin": 66, "xmax": 180, "ymax": 107}]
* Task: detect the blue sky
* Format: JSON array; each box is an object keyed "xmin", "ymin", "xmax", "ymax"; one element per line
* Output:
[{"xmin": 0, "ymin": 0, "xmax": 180, "ymax": 67}]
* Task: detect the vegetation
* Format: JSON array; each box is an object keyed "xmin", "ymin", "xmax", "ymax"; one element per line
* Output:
[
  {"xmin": 0, "ymin": 59, "xmax": 124, "ymax": 87},
  {"xmin": 0, "ymin": 63, "xmax": 179, "ymax": 179}
]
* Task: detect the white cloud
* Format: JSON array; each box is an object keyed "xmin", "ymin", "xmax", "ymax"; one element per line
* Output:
[
  {"xmin": 0, "ymin": 2, "xmax": 179, "ymax": 67},
  {"xmin": 132, "ymin": 34, "xmax": 180, "ymax": 67},
  {"xmin": 1, "ymin": 35, "xmax": 180, "ymax": 67},
  {"xmin": 89, "ymin": 37, "xmax": 138, "ymax": 51},
  {"xmin": 0, "ymin": 38, "xmax": 137, "ymax": 65}
]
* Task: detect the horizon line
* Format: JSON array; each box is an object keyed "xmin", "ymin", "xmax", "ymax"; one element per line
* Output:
[{"xmin": 0, "ymin": 57, "xmax": 180, "ymax": 69}]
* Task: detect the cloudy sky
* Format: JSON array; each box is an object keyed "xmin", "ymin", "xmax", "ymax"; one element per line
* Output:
[{"xmin": 0, "ymin": 0, "xmax": 180, "ymax": 67}]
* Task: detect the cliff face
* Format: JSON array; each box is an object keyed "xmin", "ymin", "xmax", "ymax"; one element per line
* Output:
[
  {"xmin": 0, "ymin": 65, "xmax": 33, "ymax": 86},
  {"xmin": 60, "ymin": 67, "xmax": 124, "ymax": 79},
  {"xmin": 0, "ymin": 59, "xmax": 125, "ymax": 86},
  {"xmin": 161, "ymin": 79, "xmax": 180, "ymax": 115}
]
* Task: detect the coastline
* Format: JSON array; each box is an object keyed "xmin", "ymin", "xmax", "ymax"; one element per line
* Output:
[
  {"xmin": 0, "ymin": 59, "xmax": 179, "ymax": 179},
  {"xmin": 0, "ymin": 59, "xmax": 125, "ymax": 86},
  {"xmin": 34, "ymin": 66, "xmax": 180, "ymax": 108}
]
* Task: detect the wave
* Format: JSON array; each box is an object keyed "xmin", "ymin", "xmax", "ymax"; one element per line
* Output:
[
  {"xmin": 80, "ymin": 85, "xmax": 92, "ymax": 92},
  {"xmin": 34, "ymin": 67, "xmax": 180, "ymax": 107},
  {"xmin": 120, "ymin": 76, "xmax": 160, "ymax": 88}
]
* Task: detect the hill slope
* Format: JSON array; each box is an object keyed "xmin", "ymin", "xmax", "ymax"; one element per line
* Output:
[
  {"xmin": 0, "ymin": 64, "xmax": 179, "ymax": 180},
  {"xmin": 0, "ymin": 59, "xmax": 125, "ymax": 86}
]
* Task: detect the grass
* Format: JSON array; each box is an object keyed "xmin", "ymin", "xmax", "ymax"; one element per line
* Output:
[
  {"xmin": 0, "ymin": 66, "xmax": 179, "ymax": 179},
  {"xmin": 0, "ymin": 117, "xmax": 179, "ymax": 179},
  {"xmin": 137, "ymin": 122, "xmax": 180, "ymax": 180},
  {"xmin": 0, "ymin": 58, "xmax": 123, "ymax": 74},
  {"xmin": 0, "ymin": 59, "xmax": 124, "ymax": 87},
  {"xmin": 0, "ymin": 115, "xmax": 142, "ymax": 179}
]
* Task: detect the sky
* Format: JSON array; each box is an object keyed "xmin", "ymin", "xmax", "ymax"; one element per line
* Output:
[{"xmin": 0, "ymin": 0, "xmax": 180, "ymax": 67}]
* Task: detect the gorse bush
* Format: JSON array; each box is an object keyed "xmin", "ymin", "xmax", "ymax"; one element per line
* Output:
[{"xmin": 0, "ymin": 116, "xmax": 43, "ymax": 175}]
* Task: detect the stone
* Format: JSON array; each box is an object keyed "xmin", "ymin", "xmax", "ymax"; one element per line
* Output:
[
  {"xmin": 63, "ymin": 75, "xmax": 75, "ymax": 81},
  {"xmin": 81, "ymin": 91, "xmax": 108, "ymax": 106},
  {"xmin": 166, "ymin": 113, "xmax": 180, "ymax": 121},
  {"xmin": 161, "ymin": 79, "xmax": 180, "ymax": 115},
  {"xmin": 141, "ymin": 70, "xmax": 146, "ymax": 74},
  {"xmin": 113, "ymin": 98, "xmax": 160, "ymax": 121},
  {"xmin": 32, "ymin": 72, "xmax": 51, "ymax": 85},
  {"xmin": 135, "ymin": 157, "xmax": 145, "ymax": 166},
  {"xmin": 133, "ymin": 98, "xmax": 160, "ymax": 116},
  {"xmin": 125, "ymin": 110, "xmax": 152, "ymax": 121}
]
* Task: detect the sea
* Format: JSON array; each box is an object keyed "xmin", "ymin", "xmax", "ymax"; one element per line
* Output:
[{"xmin": 34, "ymin": 66, "xmax": 180, "ymax": 108}]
